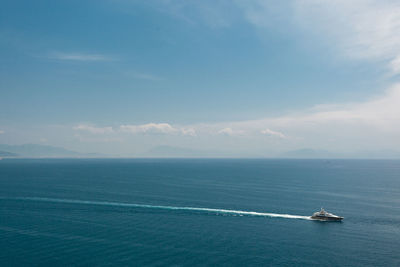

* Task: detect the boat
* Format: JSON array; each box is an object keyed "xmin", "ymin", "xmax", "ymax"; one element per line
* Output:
[{"xmin": 311, "ymin": 208, "xmax": 343, "ymax": 221}]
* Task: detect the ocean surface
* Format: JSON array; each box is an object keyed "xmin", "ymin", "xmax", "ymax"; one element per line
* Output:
[{"xmin": 0, "ymin": 159, "xmax": 399, "ymax": 266}]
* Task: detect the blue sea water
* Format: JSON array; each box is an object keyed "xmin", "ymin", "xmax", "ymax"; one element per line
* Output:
[{"xmin": 0, "ymin": 159, "xmax": 399, "ymax": 266}]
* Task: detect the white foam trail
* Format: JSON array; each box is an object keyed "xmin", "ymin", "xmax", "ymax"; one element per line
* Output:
[{"xmin": 8, "ymin": 197, "xmax": 312, "ymax": 220}]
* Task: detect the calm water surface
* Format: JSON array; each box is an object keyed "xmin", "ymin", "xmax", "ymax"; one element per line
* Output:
[{"xmin": 0, "ymin": 159, "xmax": 399, "ymax": 266}]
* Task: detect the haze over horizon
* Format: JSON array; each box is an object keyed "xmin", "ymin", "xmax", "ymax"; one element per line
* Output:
[{"xmin": 1, "ymin": 0, "xmax": 400, "ymax": 158}]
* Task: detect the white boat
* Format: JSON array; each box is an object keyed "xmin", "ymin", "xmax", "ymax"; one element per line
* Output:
[{"xmin": 311, "ymin": 208, "xmax": 343, "ymax": 221}]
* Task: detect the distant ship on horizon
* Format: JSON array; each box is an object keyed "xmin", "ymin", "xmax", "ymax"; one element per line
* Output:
[{"xmin": 311, "ymin": 208, "xmax": 343, "ymax": 221}]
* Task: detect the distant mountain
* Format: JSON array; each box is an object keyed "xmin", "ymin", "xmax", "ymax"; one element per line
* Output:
[
  {"xmin": 345, "ymin": 149, "xmax": 400, "ymax": 159},
  {"xmin": 0, "ymin": 144, "xmax": 81, "ymax": 158},
  {"xmin": 0, "ymin": 150, "xmax": 19, "ymax": 157},
  {"xmin": 281, "ymin": 148, "xmax": 400, "ymax": 159},
  {"xmin": 146, "ymin": 145, "xmax": 209, "ymax": 157}
]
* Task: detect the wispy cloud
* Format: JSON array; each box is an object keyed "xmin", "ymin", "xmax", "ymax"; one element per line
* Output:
[
  {"xmin": 390, "ymin": 55, "xmax": 400, "ymax": 75},
  {"xmin": 120, "ymin": 123, "xmax": 177, "ymax": 135},
  {"xmin": 181, "ymin": 127, "xmax": 197, "ymax": 137},
  {"xmin": 154, "ymin": 0, "xmax": 400, "ymax": 75},
  {"xmin": 74, "ymin": 124, "xmax": 114, "ymax": 134},
  {"xmin": 0, "ymin": 130, "xmax": 4, "ymax": 134},
  {"xmin": 235, "ymin": 0, "xmax": 400, "ymax": 75},
  {"xmin": 217, "ymin": 127, "xmax": 244, "ymax": 136},
  {"xmin": 261, "ymin": 129, "xmax": 285, "ymax": 138},
  {"xmin": 48, "ymin": 52, "xmax": 113, "ymax": 62},
  {"xmin": 73, "ymin": 123, "xmax": 196, "ymax": 137},
  {"xmin": 293, "ymin": 0, "xmax": 400, "ymax": 74},
  {"xmin": 120, "ymin": 123, "xmax": 196, "ymax": 136}
]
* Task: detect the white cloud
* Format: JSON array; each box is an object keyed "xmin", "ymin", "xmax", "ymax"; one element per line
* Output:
[
  {"xmin": 120, "ymin": 123, "xmax": 195, "ymax": 136},
  {"xmin": 292, "ymin": 0, "xmax": 400, "ymax": 74},
  {"xmin": 117, "ymin": 1, "xmax": 400, "ymax": 75},
  {"xmin": 120, "ymin": 123, "xmax": 178, "ymax": 135},
  {"xmin": 73, "ymin": 123, "xmax": 196, "ymax": 137},
  {"xmin": 260, "ymin": 128, "xmax": 285, "ymax": 138},
  {"xmin": 0, "ymin": 130, "xmax": 4, "ymax": 134},
  {"xmin": 390, "ymin": 55, "xmax": 400, "ymax": 75},
  {"xmin": 196, "ymin": 0, "xmax": 400, "ymax": 75},
  {"xmin": 74, "ymin": 124, "xmax": 114, "ymax": 134},
  {"xmin": 217, "ymin": 127, "xmax": 245, "ymax": 136},
  {"xmin": 49, "ymin": 52, "xmax": 112, "ymax": 62},
  {"xmin": 181, "ymin": 128, "xmax": 197, "ymax": 137},
  {"xmin": 123, "ymin": 1, "xmax": 400, "ymax": 75},
  {"xmin": 218, "ymin": 127, "xmax": 234, "ymax": 135},
  {"xmin": 119, "ymin": 123, "xmax": 197, "ymax": 136}
]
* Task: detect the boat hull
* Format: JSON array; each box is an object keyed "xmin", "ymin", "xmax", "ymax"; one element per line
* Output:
[{"xmin": 311, "ymin": 215, "xmax": 343, "ymax": 221}]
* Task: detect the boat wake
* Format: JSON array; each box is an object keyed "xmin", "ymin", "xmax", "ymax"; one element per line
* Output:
[{"xmin": 6, "ymin": 197, "xmax": 312, "ymax": 220}]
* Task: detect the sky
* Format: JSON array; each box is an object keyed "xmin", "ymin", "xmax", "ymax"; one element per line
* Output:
[{"xmin": 1, "ymin": 0, "xmax": 400, "ymax": 157}]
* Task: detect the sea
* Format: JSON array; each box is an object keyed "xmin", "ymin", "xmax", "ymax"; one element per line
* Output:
[{"xmin": 0, "ymin": 159, "xmax": 399, "ymax": 266}]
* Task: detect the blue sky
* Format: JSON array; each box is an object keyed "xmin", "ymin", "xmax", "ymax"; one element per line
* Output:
[{"xmin": 1, "ymin": 0, "xmax": 400, "ymax": 157}]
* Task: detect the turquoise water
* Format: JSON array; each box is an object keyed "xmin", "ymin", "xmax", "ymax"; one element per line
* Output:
[{"xmin": 0, "ymin": 159, "xmax": 399, "ymax": 266}]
